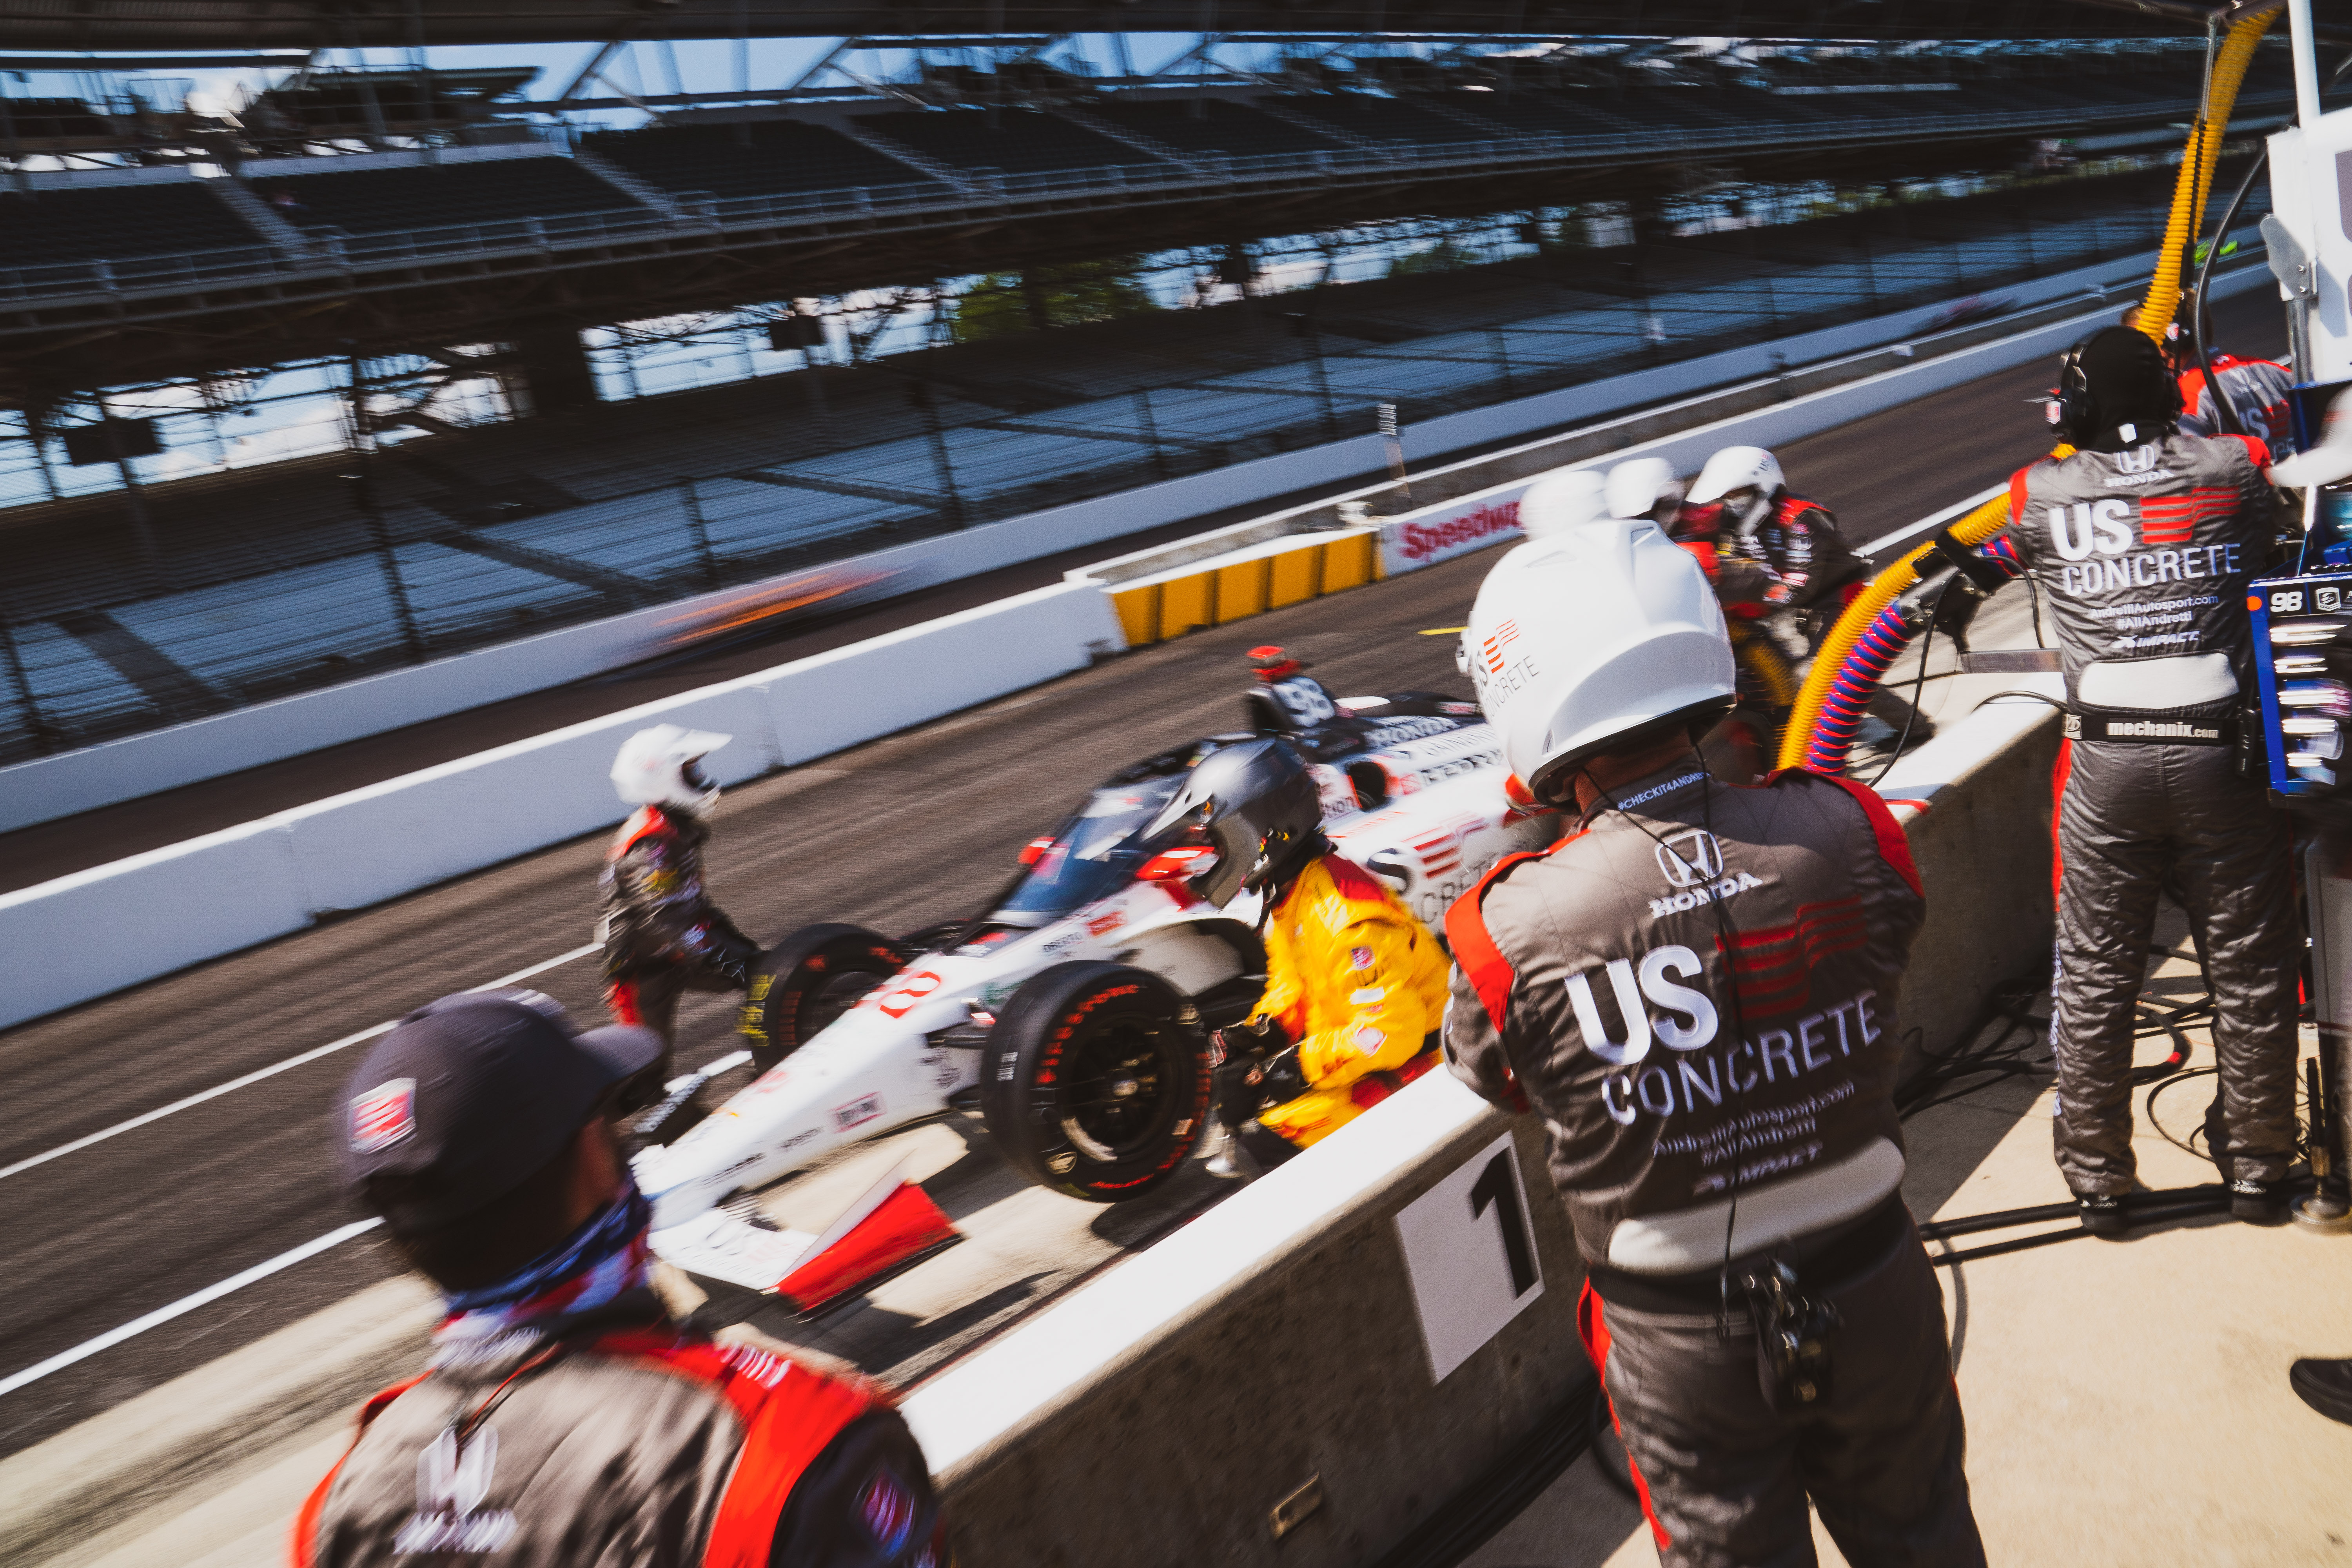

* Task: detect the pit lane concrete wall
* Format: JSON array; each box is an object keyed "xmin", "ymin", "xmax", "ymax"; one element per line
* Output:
[
  {"xmin": 908, "ymin": 694, "xmax": 2061, "ymax": 1566},
  {"xmin": 0, "ymin": 238, "xmax": 2228, "ymax": 838}
]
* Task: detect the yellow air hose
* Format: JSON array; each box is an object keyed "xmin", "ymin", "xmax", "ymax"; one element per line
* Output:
[{"xmin": 1773, "ymin": 8, "xmax": 2274, "ymax": 772}]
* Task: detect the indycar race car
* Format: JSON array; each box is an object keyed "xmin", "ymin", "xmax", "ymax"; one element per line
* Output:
[{"xmin": 632, "ymin": 690, "xmax": 1558, "ymax": 1294}]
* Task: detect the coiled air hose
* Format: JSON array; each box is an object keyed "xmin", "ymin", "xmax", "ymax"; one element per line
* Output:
[{"xmin": 1777, "ymin": 6, "xmax": 2276, "ymax": 775}]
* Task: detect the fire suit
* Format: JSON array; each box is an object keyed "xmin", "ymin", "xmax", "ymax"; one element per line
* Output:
[
  {"xmin": 2006, "ymin": 434, "xmax": 2300, "ymax": 1193},
  {"xmin": 2177, "ymin": 353, "xmax": 2298, "ymax": 455},
  {"xmin": 1245, "ymin": 852, "xmax": 1452, "ymax": 1149},
  {"xmin": 1680, "ymin": 496, "xmax": 1927, "ymax": 740},
  {"xmin": 1444, "ymin": 764, "xmax": 1983, "ymax": 1568},
  {"xmin": 293, "ymin": 1291, "xmax": 942, "ymax": 1566},
  {"xmin": 602, "ymin": 804, "xmax": 761, "ymax": 1051}
]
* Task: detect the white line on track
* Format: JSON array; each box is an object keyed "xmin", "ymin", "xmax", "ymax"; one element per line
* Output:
[
  {"xmin": 0, "ymin": 1218, "xmax": 384, "ymax": 1399},
  {"xmin": 0, "ymin": 942, "xmax": 599, "ymax": 1184}
]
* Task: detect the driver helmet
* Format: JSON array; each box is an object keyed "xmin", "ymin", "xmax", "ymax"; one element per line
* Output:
[
  {"xmin": 1144, "ymin": 737, "xmax": 1327, "ymax": 908},
  {"xmin": 1466, "ymin": 519, "xmax": 1735, "ymax": 806},
  {"xmin": 1686, "ymin": 445, "xmax": 1786, "ymax": 534},
  {"xmin": 1516, "ymin": 468, "xmax": 1609, "ymax": 541},
  {"xmin": 611, "ymin": 724, "xmax": 729, "ymax": 813},
  {"xmin": 1248, "ymin": 644, "xmax": 1303, "ymax": 683},
  {"xmin": 1604, "ymin": 457, "xmax": 1684, "ymax": 525}
]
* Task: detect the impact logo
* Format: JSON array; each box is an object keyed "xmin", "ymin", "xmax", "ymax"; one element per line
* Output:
[
  {"xmin": 392, "ymin": 1427, "xmax": 517, "ymax": 1556},
  {"xmin": 349, "ymin": 1078, "xmax": 416, "ymax": 1154},
  {"xmin": 1648, "ymin": 829, "xmax": 1764, "ymax": 918}
]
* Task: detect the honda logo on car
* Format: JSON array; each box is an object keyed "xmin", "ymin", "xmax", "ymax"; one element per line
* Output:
[{"xmin": 1391, "ymin": 499, "xmax": 1521, "ymax": 567}]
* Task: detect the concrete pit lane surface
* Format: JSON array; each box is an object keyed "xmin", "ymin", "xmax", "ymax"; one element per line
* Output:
[{"xmin": 0, "ymin": 292, "xmax": 2284, "ymax": 1486}]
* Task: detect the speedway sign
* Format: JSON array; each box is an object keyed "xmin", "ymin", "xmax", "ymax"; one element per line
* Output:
[{"xmin": 1377, "ymin": 486, "xmax": 1533, "ymax": 577}]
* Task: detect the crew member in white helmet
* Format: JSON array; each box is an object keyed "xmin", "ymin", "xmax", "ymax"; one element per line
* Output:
[
  {"xmin": 601, "ymin": 725, "xmax": 761, "ymax": 1064},
  {"xmin": 1440, "ymin": 519, "xmax": 1983, "ymax": 1567},
  {"xmin": 1683, "ymin": 444, "xmax": 1931, "ymax": 746}
]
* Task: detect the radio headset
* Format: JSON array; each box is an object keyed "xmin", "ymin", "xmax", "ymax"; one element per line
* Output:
[{"xmin": 2046, "ymin": 329, "xmax": 2182, "ymax": 446}]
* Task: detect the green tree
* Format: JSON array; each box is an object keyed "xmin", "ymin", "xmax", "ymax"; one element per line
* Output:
[{"xmin": 951, "ymin": 256, "xmax": 1158, "ymax": 343}]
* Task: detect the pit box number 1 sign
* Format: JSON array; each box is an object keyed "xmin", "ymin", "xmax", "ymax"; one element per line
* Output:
[{"xmin": 1393, "ymin": 1131, "xmax": 1544, "ymax": 1382}]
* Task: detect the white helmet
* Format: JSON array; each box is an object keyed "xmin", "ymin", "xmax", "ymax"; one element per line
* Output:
[
  {"xmin": 1515, "ymin": 468, "xmax": 1608, "ymax": 540},
  {"xmin": 1686, "ymin": 445, "xmax": 1785, "ymax": 531},
  {"xmin": 611, "ymin": 724, "xmax": 730, "ymax": 812},
  {"xmin": 1465, "ymin": 520, "xmax": 1735, "ymax": 802},
  {"xmin": 1605, "ymin": 457, "xmax": 1684, "ymax": 523}
]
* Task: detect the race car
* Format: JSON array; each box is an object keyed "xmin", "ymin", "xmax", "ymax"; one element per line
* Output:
[{"xmin": 632, "ymin": 690, "xmax": 1558, "ymax": 1290}]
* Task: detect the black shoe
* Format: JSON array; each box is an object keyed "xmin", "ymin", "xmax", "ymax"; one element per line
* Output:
[
  {"xmin": 2230, "ymin": 1178, "xmax": 2288, "ymax": 1225},
  {"xmin": 2076, "ymin": 1192, "xmax": 2129, "ymax": 1237},
  {"xmin": 2290, "ymin": 1358, "xmax": 2352, "ymax": 1425}
]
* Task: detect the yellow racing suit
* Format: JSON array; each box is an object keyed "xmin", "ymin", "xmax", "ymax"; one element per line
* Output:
[{"xmin": 1249, "ymin": 852, "xmax": 1452, "ymax": 1148}]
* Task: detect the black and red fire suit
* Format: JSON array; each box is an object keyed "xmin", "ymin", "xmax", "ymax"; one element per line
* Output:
[
  {"xmin": 601, "ymin": 804, "xmax": 760, "ymax": 1052},
  {"xmin": 1443, "ymin": 763, "xmax": 1982, "ymax": 1568},
  {"xmin": 1681, "ymin": 494, "xmax": 1928, "ymax": 739},
  {"xmin": 2005, "ymin": 431, "xmax": 2300, "ymax": 1196},
  {"xmin": 2177, "ymin": 353, "xmax": 2298, "ymax": 456}
]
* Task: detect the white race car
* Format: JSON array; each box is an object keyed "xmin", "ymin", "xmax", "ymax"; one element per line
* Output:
[{"xmin": 632, "ymin": 693, "xmax": 1558, "ymax": 1295}]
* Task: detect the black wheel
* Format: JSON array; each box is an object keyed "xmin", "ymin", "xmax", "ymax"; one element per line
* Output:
[
  {"xmin": 738, "ymin": 923, "xmax": 907, "ymax": 1072},
  {"xmin": 980, "ymin": 961, "xmax": 1212, "ymax": 1202}
]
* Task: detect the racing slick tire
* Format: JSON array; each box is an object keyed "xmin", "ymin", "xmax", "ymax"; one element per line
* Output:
[
  {"xmin": 981, "ymin": 961, "xmax": 1212, "ymax": 1203},
  {"xmin": 738, "ymin": 924, "xmax": 907, "ymax": 1072}
]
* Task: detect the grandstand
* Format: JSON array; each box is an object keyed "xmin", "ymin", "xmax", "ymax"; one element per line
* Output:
[
  {"xmin": 0, "ymin": 165, "xmax": 2256, "ymax": 760},
  {"xmin": 5, "ymin": 0, "xmax": 2304, "ymax": 49},
  {"xmin": 0, "ymin": 25, "xmax": 2319, "ymax": 765}
]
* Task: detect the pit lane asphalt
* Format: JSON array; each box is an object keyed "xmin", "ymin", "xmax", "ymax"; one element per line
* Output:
[{"xmin": 0, "ymin": 290, "xmax": 2282, "ymax": 1460}]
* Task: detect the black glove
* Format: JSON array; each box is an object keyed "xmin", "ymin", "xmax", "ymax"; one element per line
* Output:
[
  {"xmin": 1214, "ymin": 1054, "xmax": 1265, "ymax": 1127},
  {"xmin": 1257, "ymin": 1047, "xmax": 1307, "ymax": 1104}
]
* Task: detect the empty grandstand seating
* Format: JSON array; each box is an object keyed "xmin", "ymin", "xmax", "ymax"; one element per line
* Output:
[
  {"xmin": 0, "ymin": 181, "xmax": 261, "ymax": 267},
  {"xmin": 250, "ymin": 156, "xmax": 643, "ymax": 236},
  {"xmin": 0, "ymin": 97, "xmax": 113, "ymax": 142},
  {"xmin": 1274, "ymin": 93, "xmax": 1517, "ymax": 146},
  {"xmin": 855, "ymin": 107, "xmax": 1163, "ymax": 174},
  {"xmin": 582, "ymin": 120, "xmax": 950, "ymax": 201},
  {"xmin": 1086, "ymin": 99, "xmax": 1344, "ymax": 159}
]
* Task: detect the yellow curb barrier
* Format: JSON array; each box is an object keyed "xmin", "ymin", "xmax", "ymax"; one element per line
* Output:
[{"xmin": 1111, "ymin": 530, "xmax": 1382, "ymax": 647}]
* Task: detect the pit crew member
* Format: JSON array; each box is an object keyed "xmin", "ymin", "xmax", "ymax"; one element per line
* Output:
[
  {"xmin": 1680, "ymin": 445, "xmax": 1933, "ymax": 746},
  {"xmin": 2161, "ymin": 291, "xmax": 2297, "ymax": 455},
  {"xmin": 1441, "ymin": 517, "xmax": 1984, "ymax": 1568},
  {"xmin": 1146, "ymin": 737, "xmax": 1450, "ymax": 1169},
  {"xmin": 2007, "ymin": 324, "xmax": 2298, "ymax": 1229},
  {"xmin": 299, "ymin": 992, "xmax": 943, "ymax": 1567},
  {"xmin": 601, "ymin": 725, "xmax": 761, "ymax": 1065}
]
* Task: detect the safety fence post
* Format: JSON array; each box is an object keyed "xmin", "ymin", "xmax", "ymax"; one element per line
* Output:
[
  {"xmin": 0, "ymin": 610, "xmax": 57, "ymax": 757},
  {"xmin": 908, "ymin": 379, "xmax": 964, "ymax": 526},
  {"xmin": 1134, "ymin": 387, "xmax": 1171, "ymax": 479},
  {"xmin": 1489, "ymin": 327, "xmax": 1514, "ymax": 393},
  {"xmin": 345, "ymin": 349, "xmax": 426, "ymax": 665},
  {"xmin": 681, "ymin": 478, "xmax": 720, "ymax": 587}
]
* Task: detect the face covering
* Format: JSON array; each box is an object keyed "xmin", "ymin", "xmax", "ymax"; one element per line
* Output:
[{"xmin": 434, "ymin": 1177, "xmax": 654, "ymax": 1362}]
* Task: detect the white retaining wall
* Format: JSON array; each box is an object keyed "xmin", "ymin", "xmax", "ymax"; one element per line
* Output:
[{"xmin": 0, "ymin": 240, "xmax": 2205, "ymax": 835}]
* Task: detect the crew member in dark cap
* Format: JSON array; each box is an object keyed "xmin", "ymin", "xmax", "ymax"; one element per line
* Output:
[
  {"xmin": 294, "ymin": 991, "xmax": 944, "ymax": 1568},
  {"xmin": 2007, "ymin": 324, "xmax": 2298, "ymax": 1234}
]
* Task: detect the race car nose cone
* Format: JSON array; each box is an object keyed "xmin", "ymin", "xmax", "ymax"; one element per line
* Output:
[{"xmin": 1108, "ymin": 1071, "xmax": 1142, "ymax": 1099}]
